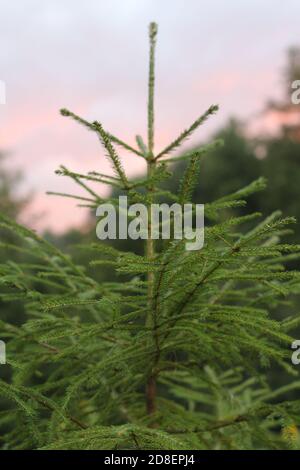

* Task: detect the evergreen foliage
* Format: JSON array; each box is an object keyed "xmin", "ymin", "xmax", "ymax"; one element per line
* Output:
[{"xmin": 0, "ymin": 23, "xmax": 300, "ymax": 450}]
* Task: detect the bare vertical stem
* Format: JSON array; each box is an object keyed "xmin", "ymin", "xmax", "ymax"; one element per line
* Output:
[
  {"xmin": 147, "ymin": 22, "xmax": 157, "ymax": 156},
  {"xmin": 146, "ymin": 22, "xmax": 158, "ymax": 416}
]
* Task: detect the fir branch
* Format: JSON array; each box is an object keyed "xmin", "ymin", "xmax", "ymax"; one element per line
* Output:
[
  {"xmin": 60, "ymin": 108, "xmax": 143, "ymax": 157},
  {"xmin": 160, "ymin": 139, "xmax": 223, "ymax": 164},
  {"xmin": 136, "ymin": 135, "xmax": 148, "ymax": 157},
  {"xmin": 178, "ymin": 150, "xmax": 202, "ymax": 204},
  {"xmin": 46, "ymin": 192, "xmax": 96, "ymax": 203},
  {"xmin": 56, "ymin": 165, "xmax": 103, "ymax": 202},
  {"xmin": 155, "ymin": 104, "xmax": 219, "ymax": 160},
  {"xmin": 92, "ymin": 121, "xmax": 131, "ymax": 189}
]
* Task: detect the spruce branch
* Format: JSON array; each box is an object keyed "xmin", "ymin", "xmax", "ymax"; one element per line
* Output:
[
  {"xmin": 56, "ymin": 165, "xmax": 104, "ymax": 202},
  {"xmin": 46, "ymin": 192, "xmax": 96, "ymax": 203},
  {"xmin": 160, "ymin": 139, "xmax": 223, "ymax": 164},
  {"xmin": 146, "ymin": 21, "xmax": 159, "ymax": 417},
  {"xmin": 136, "ymin": 135, "xmax": 148, "ymax": 157},
  {"xmin": 60, "ymin": 108, "xmax": 143, "ymax": 157},
  {"xmin": 178, "ymin": 150, "xmax": 203, "ymax": 204},
  {"xmin": 155, "ymin": 104, "xmax": 219, "ymax": 160},
  {"xmin": 55, "ymin": 168, "xmax": 122, "ymax": 188},
  {"xmin": 92, "ymin": 121, "xmax": 131, "ymax": 190}
]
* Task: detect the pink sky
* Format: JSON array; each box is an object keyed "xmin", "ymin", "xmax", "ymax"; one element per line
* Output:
[{"xmin": 0, "ymin": 0, "xmax": 299, "ymax": 232}]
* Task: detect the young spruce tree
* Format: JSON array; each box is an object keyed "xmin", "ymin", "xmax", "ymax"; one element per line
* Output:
[{"xmin": 1, "ymin": 23, "xmax": 300, "ymax": 450}]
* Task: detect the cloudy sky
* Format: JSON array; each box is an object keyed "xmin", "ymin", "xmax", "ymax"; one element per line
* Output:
[{"xmin": 0, "ymin": 0, "xmax": 299, "ymax": 231}]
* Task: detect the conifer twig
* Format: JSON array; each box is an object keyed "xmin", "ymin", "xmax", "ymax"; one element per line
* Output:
[
  {"xmin": 56, "ymin": 165, "xmax": 104, "ymax": 202},
  {"xmin": 46, "ymin": 192, "xmax": 96, "ymax": 203},
  {"xmin": 16, "ymin": 386, "xmax": 88, "ymax": 430},
  {"xmin": 155, "ymin": 104, "xmax": 219, "ymax": 160},
  {"xmin": 60, "ymin": 108, "xmax": 143, "ymax": 157}
]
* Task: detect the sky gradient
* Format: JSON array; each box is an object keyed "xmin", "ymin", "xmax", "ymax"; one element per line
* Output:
[{"xmin": 0, "ymin": 0, "xmax": 299, "ymax": 232}]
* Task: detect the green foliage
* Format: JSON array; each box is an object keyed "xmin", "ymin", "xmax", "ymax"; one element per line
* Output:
[{"xmin": 0, "ymin": 23, "xmax": 300, "ymax": 450}]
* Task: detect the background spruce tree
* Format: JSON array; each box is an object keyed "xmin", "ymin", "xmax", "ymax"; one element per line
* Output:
[{"xmin": 1, "ymin": 23, "xmax": 300, "ymax": 450}]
